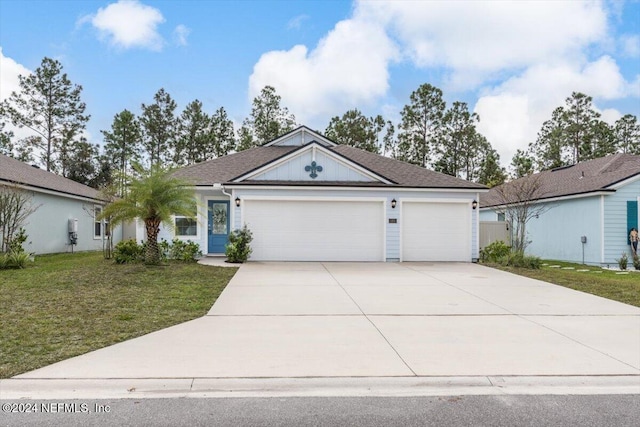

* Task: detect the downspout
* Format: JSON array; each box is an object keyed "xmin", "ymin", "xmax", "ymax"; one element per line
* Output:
[{"xmin": 220, "ymin": 184, "xmax": 235, "ymax": 232}]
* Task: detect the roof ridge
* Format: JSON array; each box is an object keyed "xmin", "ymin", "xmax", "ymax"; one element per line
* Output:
[{"xmin": 596, "ymin": 153, "xmax": 624, "ymax": 174}]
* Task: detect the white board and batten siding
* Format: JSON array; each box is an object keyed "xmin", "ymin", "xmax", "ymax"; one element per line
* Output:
[
  {"xmin": 252, "ymin": 150, "xmax": 376, "ymax": 182},
  {"xmin": 242, "ymin": 198, "xmax": 385, "ymax": 261}
]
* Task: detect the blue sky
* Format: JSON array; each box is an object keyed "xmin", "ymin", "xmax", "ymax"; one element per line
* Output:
[{"xmin": 1, "ymin": 0, "xmax": 639, "ymax": 165}]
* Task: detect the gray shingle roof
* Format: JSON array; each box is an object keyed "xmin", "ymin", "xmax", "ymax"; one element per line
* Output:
[
  {"xmin": 332, "ymin": 145, "xmax": 487, "ymax": 189},
  {"xmin": 172, "ymin": 146, "xmax": 297, "ymax": 185},
  {"xmin": 0, "ymin": 154, "xmax": 103, "ymax": 200},
  {"xmin": 481, "ymin": 153, "xmax": 640, "ymax": 208},
  {"xmin": 173, "ymin": 144, "xmax": 486, "ymax": 190}
]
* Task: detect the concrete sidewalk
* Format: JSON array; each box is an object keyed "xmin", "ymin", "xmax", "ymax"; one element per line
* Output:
[{"xmin": 3, "ymin": 262, "xmax": 639, "ymax": 398}]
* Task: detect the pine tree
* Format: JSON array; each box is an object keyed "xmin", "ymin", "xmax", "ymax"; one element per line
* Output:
[
  {"xmin": 0, "ymin": 57, "xmax": 89, "ymax": 171},
  {"xmin": 396, "ymin": 83, "xmax": 445, "ymax": 167},
  {"xmin": 140, "ymin": 88, "xmax": 178, "ymax": 165},
  {"xmin": 174, "ymin": 100, "xmax": 210, "ymax": 166},
  {"xmin": 102, "ymin": 109, "xmax": 142, "ymax": 194},
  {"xmin": 238, "ymin": 86, "xmax": 296, "ymax": 150},
  {"xmin": 615, "ymin": 114, "xmax": 640, "ymax": 154},
  {"xmin": 325, "ymin": 109, "xmax": 386, "ymax": 153},
  {"xmin": 208, "ymin": 107, "xmax": 236, "ymax": 158}
]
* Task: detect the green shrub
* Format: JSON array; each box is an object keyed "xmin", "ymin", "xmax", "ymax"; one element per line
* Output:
[
  {"xmin": 113, "ymin": 238, "xmax": 201, "ymax": 264},
  {"xmin": 159, "ymin": 239, "xmax": 171, "ymax": 260},
  {"xmin": 7, "ymin": 251, "xmax": 32, "ymax": 269},
  {"xmin": 168, "ymin": 239, "xmax": 202, "ymax": 262},
  {"xmin": 633, "ymin": 255, "xmax": 640, "ymax": 271},
  {"xmin": 617, "ymin": 253, "xmax": 628, "ymax": 270},
  {"xmin": 7, "ymin": 228, "xmax": 28, "ymax": 253},
  {"xmin": 0, "ymin": 250, "xmax": 34, "ymax": 269},
  {"xmin": 225, "ymin": 225, "xmax": 253, "ymax": 263},
  {"xmin": 113, "ymin": 239, "xmax": 144, "ymax": 264},
  {"xmin": 498, "ymin": 251, "xmax": 542, "ymax": 269},
  {"xmin": 0, "ymin": 253, "xmax": 8, "ymax": 269},
  {"xmin": 480, "ymin": 240, "xmax": 511, "ymax": 263}
]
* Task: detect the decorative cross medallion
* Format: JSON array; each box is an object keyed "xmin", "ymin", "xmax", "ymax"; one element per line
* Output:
[{"xmin": 305, "ymin": 161, "xmax": 323, "ymax": 179}]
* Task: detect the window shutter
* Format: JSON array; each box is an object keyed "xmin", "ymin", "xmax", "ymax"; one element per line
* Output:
[{"xmin": 628, "ymin": 201, "xmax": 638, "ymax": 245}]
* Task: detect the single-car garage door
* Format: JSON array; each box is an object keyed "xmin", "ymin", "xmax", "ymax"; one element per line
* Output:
[
  {"xmin": 402, "ymin": 201, "xmax": 471, "ymax": 262},
  {"xmin": 243, "ymin": 199, "xmax": 385, "ymax": 261}
]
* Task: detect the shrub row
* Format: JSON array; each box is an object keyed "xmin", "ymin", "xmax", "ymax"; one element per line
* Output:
[
  {"xmin": 480, "ymin": 240, "xmax": 541, "ymax": 269},
  {"xmin": 114, "ymin": 239, "xmax": 202, "ymax": 264}
]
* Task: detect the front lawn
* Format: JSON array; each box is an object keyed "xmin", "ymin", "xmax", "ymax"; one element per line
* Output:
[
  {"xmin": 0, "ymin": 252, "xmax": 237, "ymax": 378},
  {"xmin": 488, "ymin": 260, "xmax": 640, "ymax": 307}
]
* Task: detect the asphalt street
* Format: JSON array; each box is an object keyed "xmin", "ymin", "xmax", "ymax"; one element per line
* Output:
[{"xmin": 2, "ymin": 395, "xmax": 639, "ymax": 427}]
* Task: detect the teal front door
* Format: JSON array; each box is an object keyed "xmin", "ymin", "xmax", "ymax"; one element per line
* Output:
[{"xmin": 208, "ymin": 200, "xmax": 230, "ymax": 253}]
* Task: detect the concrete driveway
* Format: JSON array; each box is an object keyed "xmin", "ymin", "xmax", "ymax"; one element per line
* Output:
[{"xmin": 14, "ymin": 262, "xmax": 640, "ymax": 381}]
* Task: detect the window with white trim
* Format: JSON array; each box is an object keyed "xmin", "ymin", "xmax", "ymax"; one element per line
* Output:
[
  {"xmin": 174, "ymin": 203, "xmax": 198, "ymax": 237},
  {"xmin": 94, "ymin": 206, "xmax": 109, "ymax": 238}
]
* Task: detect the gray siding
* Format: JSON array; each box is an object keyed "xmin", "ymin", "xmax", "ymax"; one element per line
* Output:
[
  {"xmin": 15, "ymin": 191, "xmax": 121, "ymax": 254},
  {"xmin": 604, "ymin": 178, "xmax": 640, "ymax": 263},
  {"xmin": 524, "ymin": 196, "xmax": 602, "ymax": 264}
]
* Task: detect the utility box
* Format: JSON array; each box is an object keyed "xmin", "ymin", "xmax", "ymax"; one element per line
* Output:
[
  {"xmin": 68, "ymin": 218, "xmax": 78, "ymax": 246},
  {"xmin": 581, "ymin": 236, "xmax": 587, "ymax": 244}
]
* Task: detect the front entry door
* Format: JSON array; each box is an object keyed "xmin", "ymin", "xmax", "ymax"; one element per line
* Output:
[{"xmin": 208, "ymin": 200, "xmax": 230, "ymax": 254}]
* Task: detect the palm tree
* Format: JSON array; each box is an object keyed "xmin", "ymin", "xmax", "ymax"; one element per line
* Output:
[{"xmin": 100, "ymin": 164, "xmax": 196, "ymax": 265}]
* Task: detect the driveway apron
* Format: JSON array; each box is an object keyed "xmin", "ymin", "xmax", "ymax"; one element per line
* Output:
[{"xmin": 16, "ymin": 262, "xmax": 640, "ymax": 379}]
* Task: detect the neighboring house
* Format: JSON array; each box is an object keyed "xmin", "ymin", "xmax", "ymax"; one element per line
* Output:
[
  {"xmin": 480, "ymin": 154, "xmax": 640, "ymax": 265},
  {"xmin": 0, "ymin": 153, "xmax": 120, "ymax": 254},
  {"xmin": 160, "ymin": 126, "xmax": 487, "ymax": 262}
]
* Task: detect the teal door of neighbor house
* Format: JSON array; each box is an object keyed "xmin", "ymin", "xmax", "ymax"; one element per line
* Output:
[{"xmin": 208, "ymin": 200, "xmax": 230, "ymax": 253}]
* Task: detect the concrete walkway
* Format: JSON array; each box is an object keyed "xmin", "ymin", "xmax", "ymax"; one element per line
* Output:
[{"xmin": 3, "ymin": 262, "xmax": 639, "ymax": 398}]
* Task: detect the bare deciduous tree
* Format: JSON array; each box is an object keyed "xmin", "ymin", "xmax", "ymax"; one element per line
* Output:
[
  {"xmin": 0, "ymin": 184, "xmax": 40, "ymax": 252},
  {"xmin": 493, "ymin": 175, "xmax": 552, "ymax": 253}
]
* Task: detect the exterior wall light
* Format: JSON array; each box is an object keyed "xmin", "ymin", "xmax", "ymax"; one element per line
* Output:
[
  {"xmin": 472, "ymin": 200, "xmax": 478, "ymax": 210},
  {"xmin": 235, "ymin": 197, "xmax": 241, "ymax": 207},
  {"xmin": 391, "ymin": 199, "xmax": 397, "ymax": 209}
]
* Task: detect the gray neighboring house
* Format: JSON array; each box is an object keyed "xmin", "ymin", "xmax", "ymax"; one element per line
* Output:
[
  {"xmin": 163, "ymin": 126, "xmax": 487, "ymax": 262},
  {"xmin": 0, "ymin": 153, "xmax": 120, "ymax": 254},
  {"xmin": 480, "ymin": 153, "xmax": 640, "ymax": 265}
]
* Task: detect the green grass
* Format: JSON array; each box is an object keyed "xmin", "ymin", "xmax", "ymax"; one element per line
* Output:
[
  {"xmin": 487, "ymin": 259, "xmax": 640, "ymax": 307},
  {"xmin": 0, "ymin": 252, "xmax": 237, "ymax": 378}
]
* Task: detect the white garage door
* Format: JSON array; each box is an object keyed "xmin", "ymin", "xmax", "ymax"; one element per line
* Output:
[
  {"xmin": 243, "ymin": 200, "xmax": 384, "ymax": 261},
  {"xmin": 402, "ymin": 202, "xmax": 471, "ymax": 262}
]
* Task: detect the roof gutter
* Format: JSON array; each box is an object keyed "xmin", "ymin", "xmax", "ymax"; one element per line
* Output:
[
  {"xmin": 480, "ymin": 190, "xmax": 615, "ymax": 210},
  {"xmin": 213, "ymin": 182, "xmax": 233, "ymax": 199}
]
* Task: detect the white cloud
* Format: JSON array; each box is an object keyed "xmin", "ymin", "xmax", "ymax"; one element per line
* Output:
[
  {"xmin": 0, "ymin": 49, "xmax": 37, "ymax": 142},
  {"xmin": 475, "ymin": 56, "xmax": 633, "ymax": 164},
  {"xmin": 249, "ymin": 0, "xmax": 635, "ymax": 162},
  {"xmin": 82, "ymin": 0, "xmax": 165, "ymax": 51},
  {"xmin": 621, "ymin": 34, "xmax": 640, "ymax": 58},
  {"xmin": 0, "ymin": 47, "xmax": 30, "ymax": 101},
  {"xmin": 173, "ymin": 24, "xmax": 190, "ymax": 46},
  {"xmin": 357, "ymin": 0, "xmax": 608, "ymax": 90},
  {"xmin": 249, "ymin": 13, "xmax": 398, "ymax": 123}
]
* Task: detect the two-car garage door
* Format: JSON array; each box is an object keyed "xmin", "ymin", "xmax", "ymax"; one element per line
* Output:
[
  {"xmin": 242, "ymin": 199, "xmax": 471, "ymax": 262},
  {"xmin": 243, "ymin": 199, "xmax": 385, "ymax": 261}
]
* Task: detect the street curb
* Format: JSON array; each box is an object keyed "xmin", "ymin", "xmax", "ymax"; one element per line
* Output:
[{"xmin": 2, "ymin": 375, "xmax": 639, "ymax": 399}]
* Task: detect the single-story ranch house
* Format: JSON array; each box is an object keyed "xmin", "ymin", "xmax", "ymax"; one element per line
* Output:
[
  {"xmin": 160, "ymin": 126, "xmax": 487, "ymax": 262},
  {"xmin": 0, "ymin": 153, "xmax": 120, "ymax": 254},
  {"xmin": 480, "ymin": 153, "xmax": 640, "ymax": 266}
]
